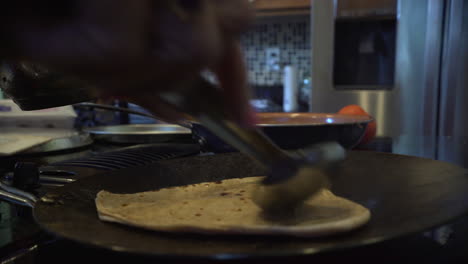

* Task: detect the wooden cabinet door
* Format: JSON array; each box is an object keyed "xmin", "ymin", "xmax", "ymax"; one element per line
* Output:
[{"xmin": 252, "ymin": 0, "xmax": 311, "ymax": 11}]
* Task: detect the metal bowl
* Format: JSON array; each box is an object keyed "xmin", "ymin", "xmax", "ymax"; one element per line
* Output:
[{"xmin": 192, "ymin": 113, "xmax": 373, "ymax": 152}]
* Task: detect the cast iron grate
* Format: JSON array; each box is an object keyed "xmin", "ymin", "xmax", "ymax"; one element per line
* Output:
[{"xmin": 52, "ymin": 144, "xmax": 199, "ymax": 170}]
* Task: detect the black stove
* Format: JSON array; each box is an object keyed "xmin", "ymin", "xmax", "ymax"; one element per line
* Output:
[
  {"xmin": 0, "ymin": 141, "xmax": 200, "ymax": 261},
  {"xmin": 1, "ymin": 140, "xmax": 468, "ymax": 263}
]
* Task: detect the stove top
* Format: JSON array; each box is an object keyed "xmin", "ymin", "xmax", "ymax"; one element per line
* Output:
[
  {"xmin": 2, "ymin": 215, "xmax": 468, "ymax": 263},
  {"xmin": 1, "ymin": 141, "xmax": 468, "ymax": 263}
]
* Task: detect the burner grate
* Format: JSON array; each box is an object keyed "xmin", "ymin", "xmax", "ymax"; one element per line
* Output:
[{"xmin": 51, "ymin": 144, "xmax": 199, "ymax": 170}]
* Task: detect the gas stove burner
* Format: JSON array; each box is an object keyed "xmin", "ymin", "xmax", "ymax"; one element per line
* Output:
[
  {"xmin": 1, "ymin": 144, "xmax": 200, "ymax": 194},
  {"xmin": 51, "ymin": 144, "xmax": 200, "ymax": 171}
]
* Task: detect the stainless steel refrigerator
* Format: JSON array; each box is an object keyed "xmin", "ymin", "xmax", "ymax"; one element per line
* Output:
[{"xmin": 309, "ymin": 0, "xmax": 468, "ymax": 167}]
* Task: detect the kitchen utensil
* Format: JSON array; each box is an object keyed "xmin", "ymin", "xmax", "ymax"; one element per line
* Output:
[{"xmin": 158, "ymin": 77, "xmax": 342, "ymax": 210}]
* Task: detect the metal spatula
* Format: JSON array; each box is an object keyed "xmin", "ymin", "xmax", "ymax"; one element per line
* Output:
[{"xmin": 158, "ymin": 77, "xmax": 346, "ymax": 212}]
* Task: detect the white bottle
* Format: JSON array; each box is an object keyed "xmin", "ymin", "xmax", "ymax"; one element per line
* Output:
[{"xmin": 283, "ymin": 65, "xmax": 299, "ymax": 112}]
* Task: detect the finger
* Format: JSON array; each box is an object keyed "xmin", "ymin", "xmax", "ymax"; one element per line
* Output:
[
  {"xmin": 214, "ymin": 40, "xmax": 257, "ymax": 127},
  {"xmin": 151, "ymin": 0, "xmax": 222, "ymax": 69},
  {"xmin": 10, "ymin": 1, "xmax": 151, "ymax": 70},
  {"xmin": 213, "ymin": 0, "xmax": 254, "ymax": 35}
]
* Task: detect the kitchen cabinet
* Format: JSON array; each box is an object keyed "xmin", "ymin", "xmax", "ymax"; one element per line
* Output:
[
  {"xmin": 251, "ymin": 0, "xmax": 311, "ymax": 16},
  {"xmin": 252, "ymin": 0, "xmax": 310, "ymax": 11},
  {"xmin": 336, "ymin": 0, "xmax": 397, "ymax": 18},
  {"xmin": 250, "ymin": 0, "xmax": 396, "ymax": 18}
]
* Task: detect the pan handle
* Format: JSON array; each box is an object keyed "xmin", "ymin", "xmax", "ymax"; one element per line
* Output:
[
  {"xmin": 0, "ymin": 181, "xmax": 37, "ymax": 208},
  {"xmin": 74, "ymin": 102, "xmax": 193, "ymax": 129}
]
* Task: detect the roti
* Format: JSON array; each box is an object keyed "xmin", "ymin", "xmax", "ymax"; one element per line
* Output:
[{"xmin": 95, "ymin": 177, "xmax": 370, "ymax": 237}]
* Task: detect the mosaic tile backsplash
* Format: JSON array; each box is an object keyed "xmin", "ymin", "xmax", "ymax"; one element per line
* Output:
[{"xmin": 241, "ymin": 16, "xmax": 311, "ymax": 86}]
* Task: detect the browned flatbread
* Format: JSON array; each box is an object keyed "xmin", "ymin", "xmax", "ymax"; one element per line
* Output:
[{"xmin": 96, "ymin": 177, "xmax": 370, "ymax": 237}]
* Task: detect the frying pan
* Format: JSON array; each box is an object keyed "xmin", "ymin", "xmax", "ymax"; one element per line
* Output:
[
  {"xmin": 192, "ymin": 113, "xmax": 372, "ymax": 152},
  {"xmin": 2, "ymin": 151, "xmax": 468, "ymax": 260}
]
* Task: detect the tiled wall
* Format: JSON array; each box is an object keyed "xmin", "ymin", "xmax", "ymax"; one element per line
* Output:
[{"xmin": 241, "ymin": 16, "xmax": 311, "ymax": 86}]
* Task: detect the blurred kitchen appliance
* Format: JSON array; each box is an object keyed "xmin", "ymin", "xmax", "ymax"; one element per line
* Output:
[
  {"xmin": 283, "ymin": 65, "xmax": 299, "ymax": 112},
  {"xmin": 0, "ymin": 62, "xmax": 95, "ymax": 111},
  {"xmin": 0, "ymin": 100, "xmax": 93, "ymax": 155},
  {"xmin": 310, "ymin": 0, "xmax": 398, "ymax": 138},
  {"xmin": 0, "ymin": 99, "xmax": 76, "ymax": 129},
  {"xmin": 310, "ymin": 0, "xmax": 468, "ymax": 166}
]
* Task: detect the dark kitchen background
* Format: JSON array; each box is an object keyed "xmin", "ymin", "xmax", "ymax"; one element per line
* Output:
[{"xmin": 1, "ymin": 0, "xmax": 468, "ymax": 263}]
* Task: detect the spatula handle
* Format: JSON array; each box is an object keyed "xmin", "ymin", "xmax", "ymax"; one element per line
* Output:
[{"xmin": 158, "ymin": 77, "xmax": 288, "ymax": 167}]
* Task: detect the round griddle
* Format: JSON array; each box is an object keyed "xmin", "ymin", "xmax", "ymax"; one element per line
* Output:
[{"xmin": 34, "ymin": 151, "xmax": 468, "ymax": 259}]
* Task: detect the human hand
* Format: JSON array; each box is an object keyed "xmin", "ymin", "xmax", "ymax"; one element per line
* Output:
[{"xmin": 2, "ymin": 0, "xmax": 255, "ymax": 126}]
